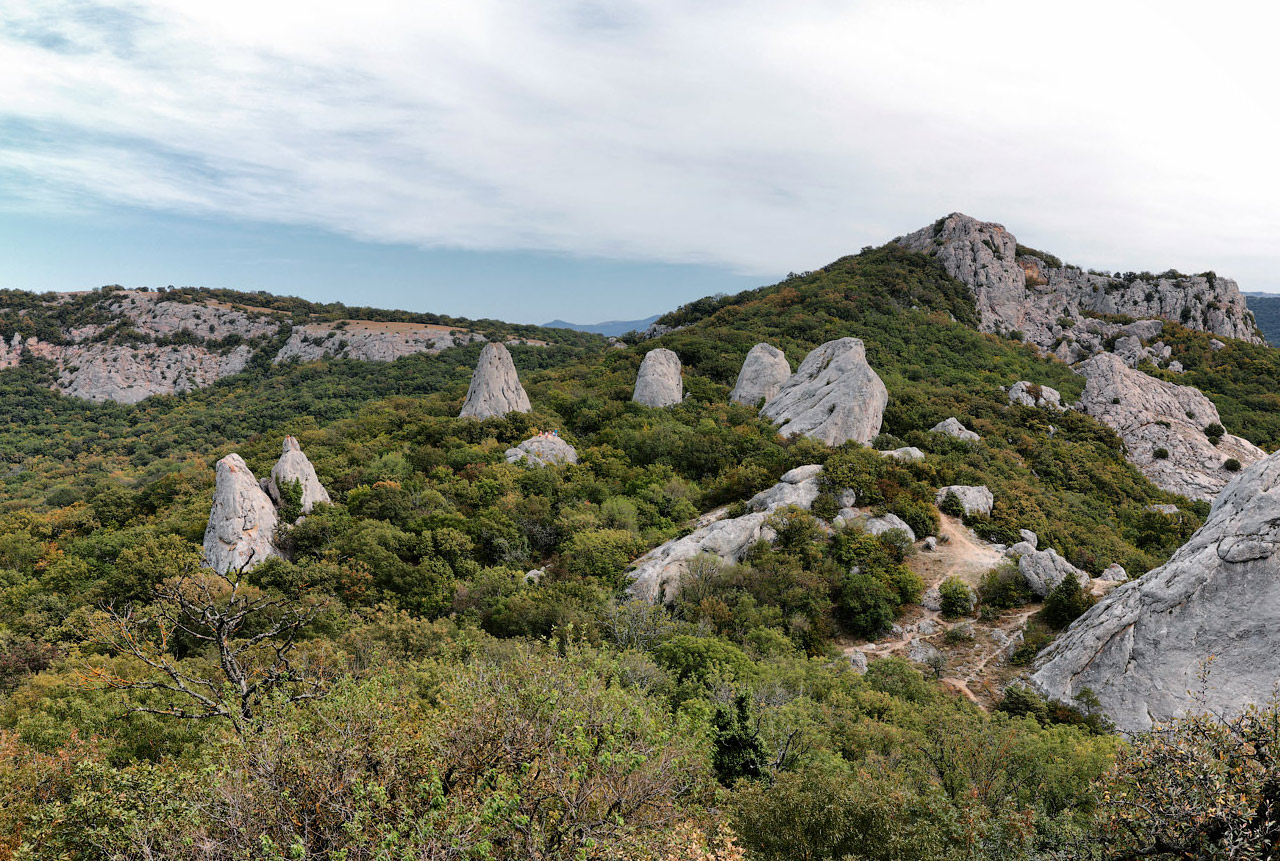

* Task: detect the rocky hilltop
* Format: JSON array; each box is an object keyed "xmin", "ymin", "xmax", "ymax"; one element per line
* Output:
[
  {"xmin": 0, "ymin": 288, "xmax": 553, "ymax": 404},
  {"xmin": 1033, "ymin": 449, "xmax": 1280, "ymax": 732},
  {"xmin": 899, "ymin": 213, "xmax": 1262, "ymax": 359}
]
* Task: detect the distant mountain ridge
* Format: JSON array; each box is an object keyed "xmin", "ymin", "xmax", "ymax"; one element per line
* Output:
[{"xmin": 542, "ymin": 314, "xmax": 660, "ymax": 336}]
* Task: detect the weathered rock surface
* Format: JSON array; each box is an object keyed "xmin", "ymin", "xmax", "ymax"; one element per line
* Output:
[
  {"xmin": 629, "ymin": 467, "xmax": 822, "ymax": 602},
  {"xmin": 505, "ymin": 434, "xmax": 579, "ymax": 467},
  {"xmin": 730, "ymin": 343, "xmax": 791, "ymax": 406},
  {"xmin": 275, "ymin": 321, "xmax": 483, "ymax": 363},
  {"xmin": 881, "ymin": 447, "xmax": 925, "ymax": 462},
  {"xmin": 747, "ymin": 465, "xmax": 823, "ymax": 512},
  {"xmin": 1008, "ymin": 381, "xmax": 1064, "ymax": 410},
  {"xmin": 861, "ymin": 513, "xmax": 916, "ymax": 542},
  {"xmin": 632, "ymin": 349, "xmax": 683, "ymax": 407},
  {"xmin": 1020, "ymin": 529, "xmax": 1039, "ymax": 548},
  {"xmin": 935, "ymin": 485, "xmax": 993, "ymax": 517},
  {"xmin": 203, "ymin": 454, "xmax": 279, "ymax": 573},
  {"xmin": 266, "ymin": 437, "xmax": 331, "ymax": 514},
  {"xmin": 460, "ymin": 343, "xmax": 531, "ymax": 418},
  {"xmin": 930, "ymin": 417, "xmax": 980, "ymax": 442},
  {"xmin": 759, "ymin": 338, "xmax": 887, "ymax": 447},
  {"xmin": 898, "ymin": 213, "xmax": 1262, "ymax": 357},
  {"xmin": 1018, "ymin": 548, "xmax": 1090, "ymax": 597},
  {"xmin": 57, "ymin": 343, "xmax": 255, "ymax": 404},
  {"xmin": 1077, "ymin": 353, "xmax": 1264, "ymax": 500},
  {"xmin": 1033, "ymin": 451, "xmax": 1280, "ymax": 732}
]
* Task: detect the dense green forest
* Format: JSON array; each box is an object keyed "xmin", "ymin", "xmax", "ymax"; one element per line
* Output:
[{"xmin": 3, "ymin": 245, "xmax": 1279, "ymax": 858}]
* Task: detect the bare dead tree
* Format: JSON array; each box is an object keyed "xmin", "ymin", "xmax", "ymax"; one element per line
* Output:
[{"xmin": 85, "ymin": 558, "xmax": 328, "ymax": 736}]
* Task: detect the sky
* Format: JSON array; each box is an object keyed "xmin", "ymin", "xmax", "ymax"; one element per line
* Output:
[{"xmin": 2, "ymin": 0, "xmax": 1278, "ymax": 325}]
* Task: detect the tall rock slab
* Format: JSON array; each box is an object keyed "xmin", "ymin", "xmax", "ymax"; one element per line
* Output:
[
  {"xmin": 1033, "ymin": 451, "xmax": 1280, "ymax": 732},
  {"xmin": 203, "ymin": 454, "xmax": 279, "ymax": 573},
  {"xmin": 729, "ymin": 343, "xmax": 791, "ymax": 406},
  {"xmin": 1078, "ymin": 353, "xmax": 1264, "ymax": 500},
  {"xmin": 459, "ymin": 343, "xmax": 531, "ymax": 418},
  {"xmin": 897, "ymin": 213, "xmax": 1262, "ymax": 357},
  {"xmin": 266, "ymin": 436, "xmax": 331, "ymax": 514},
  {"xmin": 632, "ymin": 348, "xmax": 683, "ymax": 407},
  {"xmin": 759, "ymin": 338, "xmax": 887, "ymax": 447}
]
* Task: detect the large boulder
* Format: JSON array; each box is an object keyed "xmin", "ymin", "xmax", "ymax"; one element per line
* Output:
[
  {"xmin": 203, "ymin": 454, "xmax": 279, "ymax": 573},
  {"xmin": 935, "ymin": 485, "xmax": 993, "ymax": 517},
  {"xmin": 1018, "ymin": 548, "xmax": 1090, "ymax": 597},
  {"xmin": 1077, "ymin": 353, "xmax": 1264, "ymax": 500},
  {"xmin": 632, "ymin": 348, "xmax": 683, "ymax": 407},
  {"xmin": 459, "ymin": 343, "xmax": 531, "ymax": 418},
  {"xmin": 266, "ymin": 436, "xmax": 330, "ymax": 514},
  {"xmin": 505, "ymin": 434, "xmax": 579, "ymax": 467},
  {"xmin": 629, "ymin": 466, "xmax": 822, "ymax": 602},
  {"xmin": 759, "ymin": 338, "xmax": 887, "ymax": 447},
  {"xmin": 1033, "ymin": 450, "xmax": 1280, "ymax": 732},
  {"xmin": 930, "ymin": 417, "xmax": 980, "ymax": 442},
  {"xmin": 1008, "ymin": 381, "xmax": 1064, "ymax": 410},
  {"xmin": 729, "ymin": 343, "xmax": 791, "ymax": 406},
  {"xmin": 860, "ymin": 513, "xmax": 916, "ymax": 542}
]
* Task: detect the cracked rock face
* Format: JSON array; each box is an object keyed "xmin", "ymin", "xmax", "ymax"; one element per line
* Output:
[
  {"xmin": 459, "ymin": 343, "xmax": 531, "ymax": 418},
  {"xmin": 629, "ymin": 465, "xmax": 822, "ymax": 602},
  {"xmin": 1078, "ymin": 353, "xmax": 1264, "ymax": 500},
  {"xmin": 505, "ymin": 434, "xmax": 579, "ymax": 467},
  {"xmin": 759, "ymin": 338, "xmax": 887, "ymax": 447},
  {"xmin": 898, "ymin": 213, "xmax": 1262, "ymax": 353},
  {"xmin": 266, "ymin": 436, "xmax": 331, "ymax": 514},
  {"xmin": 1018, "ymin": 548, "xmax": 1090, "ymax": 598},
  {"xmin": 632, "ymin": 348, "xmax": 684, "ymax": 407},
  {"xmin": 729, "ymin": 343, "xmax": 791, "ymax": 406},
  {"xmin": 1033, "ymin": 450, "xmax": 1280, "ymax": 732},
  {"xmin": 203, "ymin": 454, "xmax": 279, "ymax": 573}
]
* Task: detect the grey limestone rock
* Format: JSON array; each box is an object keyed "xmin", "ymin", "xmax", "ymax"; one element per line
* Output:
[
  {"xmin": 1020, "ymin": 529, "xmax": 1039, "ymax": 548},
  {"xmin": 1147, "ymin": 504, "xmax": 1181, "ymax": 515},
  {"xmin": 1077, "ymin": 353, "xmax": 1264, "ymax": 500},
  {"xmin": 935, "ymin": 485, "xmax": 993, "ymax": 517},
  {"xmin": 729, "ymin": 343, "xmax": 791, "ymax": 405},
  {"xmin": 203, "ymin": 454, "xmax": 279, "ymax": 573},
  {"xmin": 847, "ymin": 650, "xmax": 869, "ymax": 674},
  {"xmin": 1018, "ymin": 548, "xmax": 1090, "ymax": 597},
  {"xmin": 922, "ymin": 536, "xmax": 938, "ymax": 552},
  {"xmin": 759, "ymin": 338, "xmax": 887, "ymax": 447},
  {"xmin": 1100, "ymin": 563, "xmax": 1127, "ymax": 582},
  {"xmin": 897, "ymin": 213, "xmax": 1262, "ymax": 354},
  {"xmin": 266, "ymin": 436, "xmax": 331, "ymax": 514},
  {"xmin": 274, "ymin": 322, "xmax": 483, "ymax": 363},
  {"xmin": 1008, "ymin": 381, "xmax": 1064, "ymax": 410},
  {"xmin": 460, "ymin": 343, "xmax": 531, "ymax": 418},
  {"xmin": 632, "ymin": 348, "xmax": 683, "ymax": 407},
  {"xmin": 1033, "ymin": 450, "xmax": 1280, "ymax": 732},
  {"xmin": 505, "ymin": 434, "xmax": 579, "ymax": 467},
  {"xmin": 930, "ymin": 417, "xmax": 980, "ymax": 442},
  {"xmin": 908, "ymin": 639, "xmax": 943, "ymax": 666},
  {"xmin": 747, "ymin": 464, "xmax": 823, "ymax": 513},
  {"xmin": 861, "ymin": 513, "xmax": 916, "ymax": 542},
  {"xmin": 881, "ymin": 446, "xmax": 925, "ymax": 462}
]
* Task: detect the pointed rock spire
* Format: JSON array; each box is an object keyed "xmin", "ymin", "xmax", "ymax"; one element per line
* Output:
[
  {"xmin": 203, "ymin": 454, "xmax": 279, "ymax": 573},
  {"xmin": 729, "ymin": 343, "xmax": 791, "ymax": 406},
  {"xmin": 459, "ymin": 342, "xmax": 531, "ymax": 418},
  {"xmin": 759, "ymin": 338, "xmax": 887, "ymax": 446},
  {"xmin": 266, "ymin": 436, "xmax": 331, "ymax": 514},
  {"xmin": 632, "ymin": 348, "xmax": 683, "ymax": 407}
]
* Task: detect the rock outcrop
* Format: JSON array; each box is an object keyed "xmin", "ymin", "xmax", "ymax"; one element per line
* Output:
[
  {"xmin": 203, "ymin": 454, "xmax": 279, "ymax": 573},
  {"xmin": 1077, "ymin": 353, "xmax": 1264, "ymax": 500},
  {"xmin": 930, "ymin": 417, "xmax": 979, "ymax": 442},
  {"xmin": 266, "ymin": 436, "xmax": 331, "ymax": 514},
  {"xmin": 881, "ymin": 446, "xmax": 925, "ymax": 462},
  {"xmin": 505, "ymin": 434, "xmax": 579, "ymax": 467},
  {"xmin": 898, "ymin": 213, "xmax": 1262, "ymax": 357},
  {"xmin": 460, "ymin": 343, "xmax": 531, "ymax": 418},
  {"xmin": 629, "ymin": 465, "xmax": 822, "ymax": 602},
  {"xmin": 860, "ymin": 513, "xmax": 916, "ymax": 542},
  {"xmin": 759, "ymin": 338, "xmax": 887, "ymax": 447},
  {"xmin": 1033, "ymin": 451, "xmax": 1280, "ymax": 732},
  {"xmin": 1017, "ymin": 548, "xmax": 1090, "ymax": 597},
  {"xmin": 632, "ymin": 349, "xmax": 683, "ymax": 407},
  {"xmin": 1008, "ymin": 381, "xmax": 1064, "ymax": 410},
  {"xmin": 274, "ymin": 321, "xmax": 483, "ymax": 363},
  {"xmin": 935, "ymin": 485, "xmax": 993, "ymax": 517},
  {"xmin": 56, "ymin": 343, "xmax": 255, "ymax": 404},
  {"xmin": 729, "ymin": 343, "xmax": 791, "ymax": 406}
]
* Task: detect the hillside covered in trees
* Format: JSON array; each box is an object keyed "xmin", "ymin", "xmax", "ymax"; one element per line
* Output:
[{"xmin": 4, "ymin": 243, "xmax": 1280, "ymax": 858}]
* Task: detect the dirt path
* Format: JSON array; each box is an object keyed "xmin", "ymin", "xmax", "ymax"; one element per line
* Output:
[{"xmin": 912, "ymin": 516, "xmax": 1006, "ymax": 588}]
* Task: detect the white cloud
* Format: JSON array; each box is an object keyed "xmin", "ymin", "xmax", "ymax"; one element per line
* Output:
[{"xmin": 1, "ymin": 0, "xmax": 1278, "ymax": 286}]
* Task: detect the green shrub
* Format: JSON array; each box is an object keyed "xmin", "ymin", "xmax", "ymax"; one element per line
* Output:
[
  {"xmin": 1153, "ymin": 447, "xmax": 1170, "ymax": 460},
  {"xmin": 1042, "ymin": 575, "xmax": 1095, "ymax": 629},
  {"xmin": 977, "ymin": 562, "xmax": 1032, "ymax": 611},
  {"xmin": 938, "ymin": 490, "xmax": 965, "ymax": 518},
  {"xmin": 890, "ymin": 496, "xmax": 940, "ymax": 538},
  {"xmin": 837, "ymin": 571, "xmax": 897, "ymax": 638},
  {"xmin": 1224, "ymin": 458, "xmax": 1242, "ymax": 472},
  {"xmin": 938, "ymin": 576, "xmax": 974, "ymax": 619}
]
